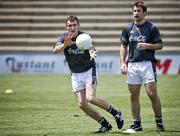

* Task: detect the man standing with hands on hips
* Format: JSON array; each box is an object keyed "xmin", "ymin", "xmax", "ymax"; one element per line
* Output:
[{"xmin": 120, "ymin": 1, "xmax": 165, "ymax": 132}]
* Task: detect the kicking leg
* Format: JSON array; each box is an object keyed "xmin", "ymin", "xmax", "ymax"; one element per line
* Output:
[
  {"xmin": 86, "ymin": 83, "xmax": 124, "ymax": 129},
  {"xmin": 74, "ymin": 89, "xmax": 112, "ymax": 133}
]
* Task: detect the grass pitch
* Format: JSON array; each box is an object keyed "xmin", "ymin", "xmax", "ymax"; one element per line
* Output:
[{"xmin": 0, "ymin": 74, "xmax": 180, "ymax": 136}]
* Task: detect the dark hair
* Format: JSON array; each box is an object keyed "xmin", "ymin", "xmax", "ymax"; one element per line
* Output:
[
  {"xmin": 65, "ymin": 15, "xmax": 80, "ymax": 26},
  {"xmin": 132, "ymin": 1, "xmax": 147, "ymax": 12}
]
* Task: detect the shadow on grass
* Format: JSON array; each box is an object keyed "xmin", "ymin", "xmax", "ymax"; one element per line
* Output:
[
  {"xmin": 164, "ymin": 130, "xmax": 180, "ymax": 133},
  {"xmin": 90, "ymin": 129, "xmax": 180, "ymax": 135},
  {"xmin": 145, "ymin": 129, "xmax": 180, "ymax": 133},
  {"xmin": 90, "ymin": 131, "xmax": 133, "ymax": 135}
]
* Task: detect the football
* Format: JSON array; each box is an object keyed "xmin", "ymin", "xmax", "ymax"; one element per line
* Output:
[{"xmin": 76, "ymin": 33, "xmax": 93, "ymax": 50}]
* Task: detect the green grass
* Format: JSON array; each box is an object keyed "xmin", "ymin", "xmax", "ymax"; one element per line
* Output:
[{"xmin": 0, "ymin": 74, "xmax": 180, "ymax": 136}]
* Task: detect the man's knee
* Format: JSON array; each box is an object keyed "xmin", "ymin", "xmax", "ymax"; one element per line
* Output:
[
  {"xmin": 86, "ymin": 95, "xmax": 96, "ymax": 103},
  {"xmin": 130, "ymin": 93, "xmax": 139, "ymax": 102},
  {"xmin": 78, "ymin": 100, "xmax": 88, "ymax": 109},
  {"xmin": 148, "ymin": 91, "xmax": 157, "ymax": 101}
]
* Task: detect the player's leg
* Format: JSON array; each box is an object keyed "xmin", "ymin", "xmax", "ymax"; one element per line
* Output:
[
  {"xmin": 143, "ymin": 61, "xmax": 165, "ymax": 132},
  {"xmin": 74, "ymin": 89, "xmax": 112, "ymax": 133},
  {"xmin": 86, "ymin": 83, "xmax": 124, "ymax": 129},
  {"xmin": 127, "ymin": 62, "xmax": 143, "ymax": 131},
  {"xmin": 145, "ymin": 82, "xmax": 161, "ymax": 117},
  {"xmin": 86, "ymin": 84, "xmax": 109, "ymax": 110},
  {"xmin": 74, "ymin": 89, "xmax": 100, "ymax": 121},
  {"xmin": 85, "ymin": 66, "xmax": 124, "ymax": 129},
  {"xmin": 128, "ymin": 84, "xmax": 142, "ymax": 131},
  {"xmin": 71, "ymin": 71, "xmax": 111, "ymax": 133},
  {"xmin": 145, "ymin": 82, "xmax": 165, "ymax": 132}
]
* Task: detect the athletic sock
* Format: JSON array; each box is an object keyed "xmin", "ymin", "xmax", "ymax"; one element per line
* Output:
[
  {"xmin": 133, "ymin": 117, "xmax": 141, "ymax": 126},
  {"xmin": 98, "ymin": 117, "xmax": 109, "ymax": 126},
  {"xmin": 155, "ymin": 116, "xmax": 163, "ymax": 125},
  {"xmin": 107, "ymin": 105, "xmax": 118, "ymax": 116}
]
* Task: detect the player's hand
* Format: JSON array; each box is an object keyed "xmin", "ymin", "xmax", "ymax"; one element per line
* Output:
[
  {"xmin": 64, "ymin": 32, "xmax": 76, "ymax": 47},
  {"xmin": 137, "ymin": 42, "xmax": 148, "ymax": 50},
  {"xmin": 89, "ymin": 48, "xmax": 98, "ymax": 60},
  {"xmin": 121, "ymin": 62, "xmax": 128, "ymax": 74}
]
